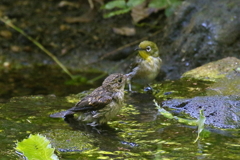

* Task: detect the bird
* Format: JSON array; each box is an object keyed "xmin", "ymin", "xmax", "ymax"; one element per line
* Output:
[
  {"xmin": 126, "ymin": 40, "xmax": 162, "ymax": 91},
  {"xmin": 50, "ymin": 73, "xmax": 126, "ymax": 127}
]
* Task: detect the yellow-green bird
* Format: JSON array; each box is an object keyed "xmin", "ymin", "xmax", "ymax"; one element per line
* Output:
[{"xmin": 126, "ymin": 40, "xmax": 162, "ymax": 91}]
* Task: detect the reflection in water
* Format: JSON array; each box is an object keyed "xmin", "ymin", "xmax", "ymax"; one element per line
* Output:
[{"xmin": 0, "ymin": 91, "xmax": 240, "ymax": 159}]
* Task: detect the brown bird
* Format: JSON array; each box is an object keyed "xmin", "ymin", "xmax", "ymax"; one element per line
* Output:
[{"xmin": 50, "ymin": 73, "xmax": 126, "ymax": 126}]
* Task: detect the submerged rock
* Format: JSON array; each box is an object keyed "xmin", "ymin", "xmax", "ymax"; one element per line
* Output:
[{"xmin": 162, "ymin": 95, "xmax": 240, "ymax": 129}]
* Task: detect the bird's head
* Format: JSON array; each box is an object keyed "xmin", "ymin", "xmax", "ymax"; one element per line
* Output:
[
  {"xmin": 135, "ymin": 41, "xmax": 159, "ymax": 60},
  {"xmin": 102, "ymin": 73, "xmax": 126, "ymax": 92}
]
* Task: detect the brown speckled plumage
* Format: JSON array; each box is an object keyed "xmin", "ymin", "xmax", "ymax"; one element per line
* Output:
[{"xmin": 50, "ymin": 73, "xmax": 126, "ymax": 126}]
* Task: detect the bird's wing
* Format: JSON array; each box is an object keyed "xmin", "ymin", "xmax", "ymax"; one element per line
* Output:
[{"xmin": 68, "ymin": 90, "xmax": 113, "ymax": 112}]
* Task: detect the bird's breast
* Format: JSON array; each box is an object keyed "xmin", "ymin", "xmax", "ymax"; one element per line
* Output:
[{"xmin": 132, "ymin": 57, "xmax": 161, "ymax": 84}]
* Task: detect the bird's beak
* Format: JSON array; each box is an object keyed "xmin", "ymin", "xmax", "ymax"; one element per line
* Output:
[{"xmin": 135, "ymin": 47, "xmax": 144, "ymax": 51}]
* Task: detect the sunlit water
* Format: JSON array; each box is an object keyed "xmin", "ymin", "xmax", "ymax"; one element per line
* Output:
[{"xmin": 0, "ymin": 91, "xmax": 240, "ymax": 159}]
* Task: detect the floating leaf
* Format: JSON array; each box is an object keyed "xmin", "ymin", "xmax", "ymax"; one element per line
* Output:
[
  {"xmin": 194, "ymin": 110, "xmax": 206, "ymax": 143},
  {"xmin": 154, "ymin": 99, "xmax": 174, "ymax": 119},
  {"xmin": 15, "ymin": 134, "xmax": 59, "ymax": 160},
  {"xmin": 154, "ymin": 99, "xmax": 206, "ymax": 142}
]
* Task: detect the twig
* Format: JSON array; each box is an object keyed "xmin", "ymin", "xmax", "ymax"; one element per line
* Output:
[
  {"xmin": 88, "ymin": 0, "xmax": 94, "ymax": 9},
  {"xmin": 100, "ymin": 30, "xmax": 162, "ymax": 60},
  {"xmin": 0, "ymin": 17, "xmax": 74, "ymax": 79},
  {"xmin": 88, "ymin": 72, "xmax": 108, "ymax": 84}
]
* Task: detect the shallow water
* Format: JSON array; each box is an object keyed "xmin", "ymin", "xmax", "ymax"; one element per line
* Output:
[{"xmin": 1, "ymin": 89, "xmax": 240, "ymax": 159}]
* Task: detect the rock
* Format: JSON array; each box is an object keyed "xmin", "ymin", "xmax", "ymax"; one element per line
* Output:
[
  {"xmin": 162, "ymin": 95, "xmax": 240, "ymax": 129},
  {"xmin": 182, "ymin": 57, "xmax": 240, "ymax": 96},
  {"xmin": 159, "ymin": 57, "xmax": 240, "ymax": 129},
  {"xmin": 43, "ymin": 129, "xmax": 97, "ymax": 152},
  {"xmin": 206, "ymin": 77, "xmax": 240, "ymax": 96},
  {"xmin": 161, "ymin": 0, "xmax": 240, "ymax": 79},
  {"xmin": 182, "ymin": 57, "xmax": 240, "ymax": 81}
]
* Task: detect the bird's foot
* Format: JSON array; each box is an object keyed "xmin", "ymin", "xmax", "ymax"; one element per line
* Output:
[
  {"xmin": 144, "ymin": 86, "xmax": 153, "ymax": 94},
  {"xmin": 86, "ymin": 122, "xmax": 103, "ymax": 134},
  {"xmin": 87, "ymin": 121, "xmax": 98, "ymax": 127},
  {"xmin": 128, "ymin": 90, "xmax": 138, "ymax": 94},
  {"xmin": 93, "ymin": 126, "xmax": 102, "ymax": 134}
]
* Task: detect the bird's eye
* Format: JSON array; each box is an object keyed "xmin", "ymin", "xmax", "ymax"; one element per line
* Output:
[
  {"xmin": 146, "ymin": 46, "xmax": 151, "ymax": 52},
  {"xmin": 118, "ymin": 78, "xmax": 122, "ymax": 83}
]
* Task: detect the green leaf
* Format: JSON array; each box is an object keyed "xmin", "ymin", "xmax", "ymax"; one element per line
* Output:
[
  {"xmin": 149, "ymin": 0, "xmax": 169, "ymax": 8},
  {"xmin": 102, "ymin": 0, "xmax": 126, "ymax": 10},
  {"xmin": 149, "ymin": 0, "xmax": 182, "ymax": 17},
  {"xmin": 154, "ymin": 99, "xmax": 197, "ymax": 124},
  {"xmin": 127, "ymin": 0, "xmax": 145, "ymax": 7},
  {"xmin": 103, "ymin": 8, "xmax": 131, "ymax": 18},
  {"xmin": 193, "ymin": 110, "xmax": 206, "ymax": 143},
  {"xmin": 164, "ymin": 1, "xmax": 182, "ymax": 17},
  {"xmin": 154, "ymin": 100, "xmax": 174, "ymax": 119},
  {"xmin": 154, "ymin": 99, "xmax": 206, "ymax": 143},
  {"xmin": 15, "ymin": 134, "xmax": 59, "ymax": 160}
]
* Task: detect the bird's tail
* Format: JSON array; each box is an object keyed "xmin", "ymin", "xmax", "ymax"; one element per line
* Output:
[{"xmin": 50, "ymin": 110, "xmax": 74, "ymax": 118}]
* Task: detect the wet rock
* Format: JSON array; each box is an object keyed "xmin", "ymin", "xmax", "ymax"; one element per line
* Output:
[
  {"xmin": 182, "ymin": 57, "xmax": 240, "ymax": 81},
  {"xmin": 162, "ymin": 0, "xmax": 240, "ymax": 79},
  {"xmin": 162, "ymin": 95, "xmax": 240, "ymax": 129},
  {"xmin": 159, "ymin": 57, "xmax": 240, "ymax": 129},
  {"xmin": 182, "ymin": 57, "xmax": 240, "ymax": 96},
  {"xmin": 43, "ymin": 129, "xmax": 97, "ymax": 152},
  {"xmin": 206, "ymin": 78, "xmax": 240, "ymax": 96}
]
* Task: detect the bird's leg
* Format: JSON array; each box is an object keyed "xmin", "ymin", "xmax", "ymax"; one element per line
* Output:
[
  {"xmin": 125, "ymin": 74, "xmax": 132, "ymax": 92},
  {"xmin": 86, "ymin": 121, "xmax": 102, "ymax": 134},
  {"xmin": 87, "ymin": 121, "xmax": 98, "ymax": 127},
  {"xmin": 93, "ymin": 126, "xmax": 102, "ymax": 134},
  {"xmin": 128, "ymin": 82, "xmax": 132, "ymax": 92}
]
